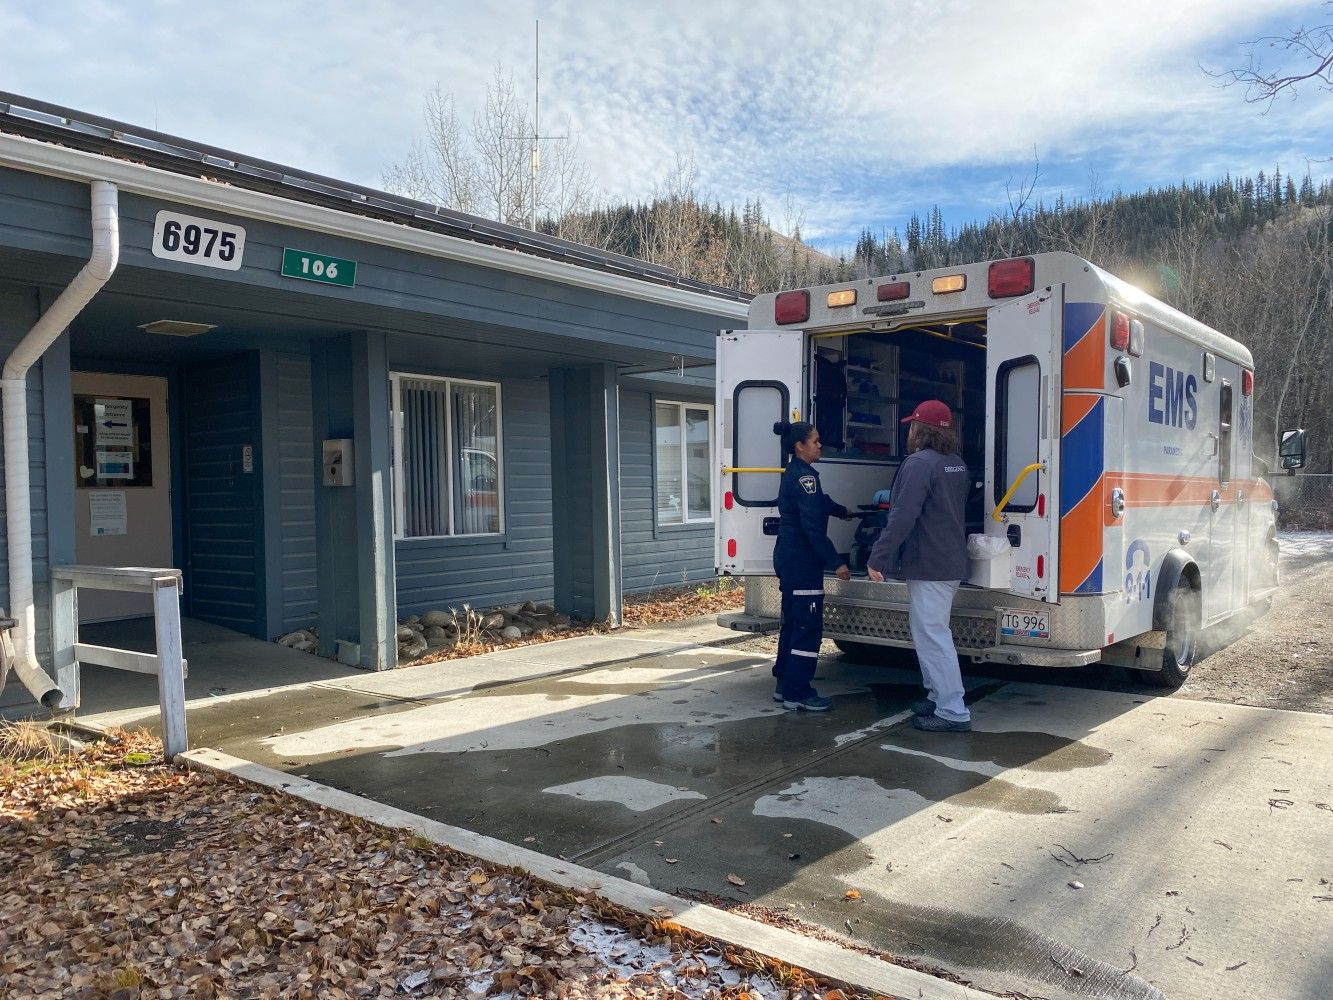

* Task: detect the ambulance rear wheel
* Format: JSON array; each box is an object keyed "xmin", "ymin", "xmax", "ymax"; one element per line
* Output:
[{"xmin": 1143, "ymin": 580, "xmax": 1201, "ymax": 689}]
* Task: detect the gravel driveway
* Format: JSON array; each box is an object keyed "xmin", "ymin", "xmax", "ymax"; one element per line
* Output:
[{"xmin": 1181, "ymin": 531, "xmax": 1333, "ymax": 714}]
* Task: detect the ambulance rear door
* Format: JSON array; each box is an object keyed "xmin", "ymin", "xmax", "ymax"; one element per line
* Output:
[
  {"xmin": 985, "ymin": 286, "xmax": 1063, "ymax": 602},
  {"xmin": 716, "ymin": 328, "xmax": 804, "ymax": 575}
]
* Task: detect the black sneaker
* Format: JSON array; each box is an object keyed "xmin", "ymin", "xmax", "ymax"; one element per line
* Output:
[
  {"xmin": 912, "ymin": 714, "xmax": 971, "ymax": 733},
  {"xmin": 910, "ymin": 697, "xmax": 937, "ymax": 717}
]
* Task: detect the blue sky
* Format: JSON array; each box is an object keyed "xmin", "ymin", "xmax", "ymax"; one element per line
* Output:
[{"xmin": 2, "ymin": 1, "xmax": 1328, "ymax": 251}]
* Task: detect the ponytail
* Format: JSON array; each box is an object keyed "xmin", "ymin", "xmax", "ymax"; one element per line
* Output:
[{"xmin": 773, "ymin": 420, "xmax": 814, "ymax": 452}]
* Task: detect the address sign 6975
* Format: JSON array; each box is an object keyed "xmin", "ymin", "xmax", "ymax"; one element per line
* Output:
[{"xmin": 151, "ymin": 210, "xmax": 246, "ymax": 271}]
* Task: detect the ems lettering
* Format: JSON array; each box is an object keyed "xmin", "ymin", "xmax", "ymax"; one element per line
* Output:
[{"xmin": 1147, "ymin": 362, "xmax": 1198, "ymax": 429}]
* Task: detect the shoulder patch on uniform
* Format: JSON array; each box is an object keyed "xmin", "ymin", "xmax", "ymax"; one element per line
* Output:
[{"xmin": 799, "ymin": 475, "xmax": 817, "ymax": 495}]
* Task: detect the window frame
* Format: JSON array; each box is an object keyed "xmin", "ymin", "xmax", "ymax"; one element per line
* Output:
[
  {"xmin": 389, "ymin": 371, "xmax": 505, "ymax": 540},
  {"xmin": 653, "ymin": 398, "xmax": 716, "ymax": 528},
  {"xmin": 1218, "ymin": 378, "xmax": 1233, "ymax": 487},
  {"xmin": 994, "ymin": 355, "xmax": 1040, "ymax": 513}
]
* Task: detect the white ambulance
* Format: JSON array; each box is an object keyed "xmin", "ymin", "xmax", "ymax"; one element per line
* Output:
[{"xmin": 715, "ymin": 252, "xmax": 1303, "ymax": 687}]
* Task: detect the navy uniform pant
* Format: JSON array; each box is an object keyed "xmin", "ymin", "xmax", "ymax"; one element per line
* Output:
[{"xmin": 773, "ymin": 570, "xmax": 825, "ymax": 701}]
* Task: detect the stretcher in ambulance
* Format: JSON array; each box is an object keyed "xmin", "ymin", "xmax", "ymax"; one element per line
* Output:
[{"xmin": 715, "ymin": 252, "xmax": 1304, "ymax": 687}]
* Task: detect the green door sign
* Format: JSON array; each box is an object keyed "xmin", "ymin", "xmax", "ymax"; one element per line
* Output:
[{"xmin": 281, "ymin": 248, "xmax": 357, "ymax": 287}]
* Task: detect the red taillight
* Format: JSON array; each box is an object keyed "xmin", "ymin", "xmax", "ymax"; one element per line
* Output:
[
  {"xmin": 1242, "ymin": 369, "xmax": 1254, "ymax": 397},
  {"xmin": 877, "ymin": 281, "xmax": 910, "ymax": 301},
  {"xmin": 1037, "ymin": 555, "xmax": 1045, "ymax": 579},
  {"xmin": 727, "ymin": 538, "xmax": 737, "ymax": 558},
  {"xmin": 724, "ymin": 491, "xmax": 734, "ymax": 510},
  {"xmin": 988, "ymin": 258, "xmax": 1035, "ymax": 298},
  {"xmin": 775, "ymin": 290, "xmax": 810, "ymax": 325},
  {"xmin": 1111, "ymin": 312, "xmax": 1131, "ymax": 351},
  {"xmin": 1037, "ymin": 493, "xmax": 1045, "ymax": 517}
]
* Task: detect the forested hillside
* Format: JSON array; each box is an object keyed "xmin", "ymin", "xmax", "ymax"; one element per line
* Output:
[
  {"xmin": 560, "ymin": 172, "xmax": 1333, "ymax": 472},
  {"xmin": 381, "ymin": 77, "xmax": 1331, "ymax": 471}
]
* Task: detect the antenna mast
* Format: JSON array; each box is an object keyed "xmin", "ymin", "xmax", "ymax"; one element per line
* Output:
[{"xmin": 531, "ymin": 21, "xmax": 539, "ymax": 231}]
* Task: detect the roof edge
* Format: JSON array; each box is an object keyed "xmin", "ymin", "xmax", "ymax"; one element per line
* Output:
[{"xmin": 0, "ymin": 131, "xmax": 749, "ymax": 322}]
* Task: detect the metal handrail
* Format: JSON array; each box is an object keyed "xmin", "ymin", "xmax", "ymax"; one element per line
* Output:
[
  {"xmin": 51, "ymin": 565, "xmax": 188, "ymax": 757},
  {"xmin": 721, "ymin": 466, "xmax": 784, "ymax": 474},
  {"xmin": 991, "ymin": 462, "xmax": 1045, "ymax": 521}
]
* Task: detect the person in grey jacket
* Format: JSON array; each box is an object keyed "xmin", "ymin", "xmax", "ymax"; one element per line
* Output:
[{"xmin": 867, "ymin": 400, "xmax": 972, "ymax": 732}]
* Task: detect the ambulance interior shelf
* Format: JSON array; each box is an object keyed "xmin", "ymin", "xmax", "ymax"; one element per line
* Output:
[{"xmin": 811, "ymin": 327, "xmax": 988, "ymax": 538}]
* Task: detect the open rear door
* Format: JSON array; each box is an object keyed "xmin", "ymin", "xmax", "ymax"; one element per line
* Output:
[
  {"xmin": 985, "ymin": 287, "xmax": 1062, "ymax": 602},
  {"xmin": 716, "ymin": 328, "xmax": 804, "ymax": 575}
]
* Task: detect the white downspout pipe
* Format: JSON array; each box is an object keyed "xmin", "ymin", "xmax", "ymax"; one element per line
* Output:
[{"xmin": 3, "ymin": 180, "xmax": 119, "ymax": 709}]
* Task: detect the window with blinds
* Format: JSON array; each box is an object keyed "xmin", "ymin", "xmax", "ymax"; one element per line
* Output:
[
  {"xmin": 655, "ymin": 400, "xmax": 714, "ymax": 526},
  {"xmin": 390, "ymin": 374, "xmax": 503, "ymax": 538}
]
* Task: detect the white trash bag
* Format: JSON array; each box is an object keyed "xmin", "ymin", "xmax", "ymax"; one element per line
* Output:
[{"xmin": 967, "ymin": 533, "xmax": 1010, "ymax": 560}]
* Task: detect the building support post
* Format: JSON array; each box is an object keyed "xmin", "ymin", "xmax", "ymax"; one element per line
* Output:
[
  {"xmin": 310, "ymin": 333, "xmax": 395, "ymax": 669},
  {"xmin": 549, "ymin": 364, "xmax": 621, "ymax": 625}
]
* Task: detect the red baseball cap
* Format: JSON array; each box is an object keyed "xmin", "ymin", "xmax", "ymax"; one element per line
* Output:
[{"xmin": 900, "ymin": 399, "xmax": 952, "ymax": 428}]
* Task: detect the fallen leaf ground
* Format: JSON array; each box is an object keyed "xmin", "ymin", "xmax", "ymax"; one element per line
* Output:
[{"xmin": 0, "ymin": 728, "xmax": 871, "ymax": 1000}]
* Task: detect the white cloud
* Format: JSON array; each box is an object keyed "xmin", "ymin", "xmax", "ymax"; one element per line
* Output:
[{"xmin": 1, "ymin": 0, "xmax": 1325, "ymax": 245}]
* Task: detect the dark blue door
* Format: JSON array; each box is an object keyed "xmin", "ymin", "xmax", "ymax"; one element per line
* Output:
[{"xmin": 183, "ymin": 354, "xmax": 265, "ymax": 636}]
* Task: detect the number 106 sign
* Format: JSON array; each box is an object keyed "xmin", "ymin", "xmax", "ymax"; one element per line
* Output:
[{"xmin": 151, "ymin": 210, "xmax": 245, "ymax": 271}]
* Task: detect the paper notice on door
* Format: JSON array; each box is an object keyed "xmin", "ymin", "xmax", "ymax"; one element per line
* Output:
[
  {"xmin": 95, "ymin": 398, "xmax": 133, "ymax": 447},
  {"xmin": 89, "ymin": 491, "xmax": 127, "ymax": 536}
]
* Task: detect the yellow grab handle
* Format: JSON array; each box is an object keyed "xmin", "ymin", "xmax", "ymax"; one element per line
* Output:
[
  {"xmin": 722, "ymin": 467, "xmax": 784, "ymax": 474},
  {"xmin": 991, "ymin": 462, "xmax": 1045, "ymax": 521}
]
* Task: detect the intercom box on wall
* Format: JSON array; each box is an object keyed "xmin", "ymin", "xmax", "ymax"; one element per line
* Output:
[{"xmin": 322, "ymin": 438, "xmax": 354, "ymax": 486}]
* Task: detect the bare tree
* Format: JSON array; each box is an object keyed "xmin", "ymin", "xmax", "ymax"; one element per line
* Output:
[
  {"xmin": 1036, "ymin": 170, "xmax": 1120, "ymax": 263},
  {"xmin": 471, "ymin": 66, "xmax": 532, "ymax": 225},
  {"xmin": 988, "ymin": 149, "xmax": 1041, "ymax": 257},
  {"xmin": 383, "ymin": 86, "xmax": 479, "ymax": 213},
  {"xmin": 384, "ymin": 66, "xmax": 601, "ymax": 231},
  {"xmin": 1214, "ymin": 4, "xmax": 1333, "ymax": 107}
]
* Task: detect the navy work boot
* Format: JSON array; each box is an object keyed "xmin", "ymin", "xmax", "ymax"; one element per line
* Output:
[{"xmin": 783, "ymin": 693, "xmax": 833, "ymax": 712}]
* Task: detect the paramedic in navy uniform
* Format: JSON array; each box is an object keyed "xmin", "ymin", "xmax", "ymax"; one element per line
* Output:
[
  {"xmin": 867, "ymin": 400, "xmax": 973, "ymax": 732},
  {"xmin": 771, "ymin": 420, "xmax": 852, "ymax": 712}
]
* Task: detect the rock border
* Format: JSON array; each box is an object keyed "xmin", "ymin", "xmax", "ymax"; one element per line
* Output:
[{"xmin": 180, "ymin": 748, "xmax": 996, "ymax": 1000}]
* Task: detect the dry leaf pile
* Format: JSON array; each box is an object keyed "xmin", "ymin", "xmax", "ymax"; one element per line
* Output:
[
  {"xmin": 404, "ymin": 582, "xmax": 742, "ymax": 669},
  {"xmin": 620, "ymin": 583, "xmax": 743, "ymax": 629},
  {"xmin": 0, "ymin": 728, "xmax": 852, "ymax": 999}
]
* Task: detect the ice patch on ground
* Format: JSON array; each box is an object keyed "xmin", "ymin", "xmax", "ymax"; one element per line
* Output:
[
  {"xmin": 878, "ymin": 743, "xmax": 1007, "ymax": 777},
  {"xmin": 568, "ymin": 919, "xmax": 779, "ymax": 995},
  {"xmin": 1278, "ymin": 530, "xmax": 1333, "ymax": 558},
  {"xmin": 544, "ymin": 775, "xmax": 706, "ymax": 812},
  {"xmin": 833, "ymin": 708, "xmax": 912, "ymax": 746},
  {"xmin": 753, "ymin": 775, "xmax": 928, "ymax": 838},
  {"xmin": 614, "ymin": 861, "xmax": 652, "ymax": 886}
]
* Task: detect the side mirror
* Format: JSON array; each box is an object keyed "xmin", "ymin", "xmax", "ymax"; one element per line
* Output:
[{"xmin": 1279, "ymin": 428, "xmax": 1307, "ymax": 473}]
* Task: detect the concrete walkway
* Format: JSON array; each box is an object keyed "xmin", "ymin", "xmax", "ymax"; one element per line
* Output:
[{"xmin": 72, "ymin": 620, "xmax": 1333, "ymax": 1000}]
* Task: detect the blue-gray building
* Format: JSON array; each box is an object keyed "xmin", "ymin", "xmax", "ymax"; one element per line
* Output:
[{"xmin": 0, "ymin": 94, "xmax": 744, "ymax": 703}]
